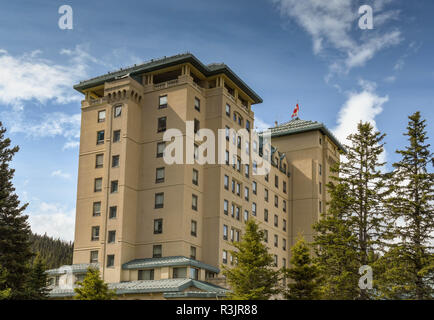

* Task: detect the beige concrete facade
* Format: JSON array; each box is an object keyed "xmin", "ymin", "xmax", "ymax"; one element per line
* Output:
[{"xmin": 72, "ymin": 54, "xmax": 340, "ymax": 285}]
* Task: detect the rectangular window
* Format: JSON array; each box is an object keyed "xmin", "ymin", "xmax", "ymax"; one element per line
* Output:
[
  {"xmin": 192, "ymin": 194, "xmax": 198, "ymax": 211},
  {"xmin": 224, "ymin": 175, "xmax": 229, "ymax": 190},
  {"xmin": 194, "ymin": 144, "xmax": 199, "ymax": 160},
  {"xmin": 191, "ymin": 268, "xmax": 200, "ymax": 280},
  {"xmin": 237, "ymin": 136, "xmax": 241, "ymax": 149},
  {"xmin": 236, "ymin": 157, "xmax": 241, "ymax": 172},
  {"xmin": 264, "ymin": 230, "xmax": 268, "ymax": 242},
  {"xmin": 112, "ymin": 155, "xmax": 120, "ymax": 168},
  {"xmin": 230, "ymin": 228, "xmax": 234, "ymax": 242},
  {"xmin": 108, "ymin": 230, "xmax": 116, "ymax": 243},
  {"xmin": 95, "ymin": 154, "xmax": 104, "ymax": 168},
  {"xmin": 264, "ymin": 209, "xmax": 268, "ymax": 222},
  {"xmin": 194, "ymin": 119, "xmax": 200, "ymax": 134},
  {"xmin": 225, "ymin": 150, "xmax": 229, "ymax": 165},
  {"xmin": 236, "ymin": 230, "xmax": 240, "ymax": 242},
  {"xmin": 265, "ymin": 174, "xmax": 269, "ymax": 182},
  {"xmin": 109, "ymin": 206, "xmax": 117, "ymax": 219},
  {"xmin": 319, "ymin": 182, "xmax": 322, "ymax": 194},
  {"xmin": 157, "ymin": 117, "xmax": 167, "ymax": 132},
  {"xmin": 223, "ymin": 225, "xmax": 228, "ymax": 240},
  {"xmin": 91, "ymin": 226, "xmax": 100, "ymax": 241},
  {"xmin": 194, "ymin": 97, "xmax": 200, "ymax": 111},
  {"xmin": 93, "ymin": 202, "xmax": 101, "ymax": 216},
  {"xmin": 236, "ymin": 183, "xmax": 240, "ymax": 196},
  {"xmin": 283, "ymin": 181, "xmax": 287, "ymax": 193},
  {"xmin": 275, "ymin": 175, "xmax": 279, "ymax": 188},
  {"xmin": 224, "ymin": 200, "xmax": 228, "ymax": 215},
  {"xmin": 283, "ymin": 200, "xmax": 287, "ymax": 212},
  {"xmin": 319, "ymin": 201, "xmax": 322, "ymax": 213},
  {"xmin": 274, "ymin": 255, "xmax": 278, "ymax": 267},
  {"xmin": 225, "ymin": 126, "xmax": 230, "ymax": 140},
  {"xmin": 275, "ymin": 195, "xmax": 278, "ymax": 208},
  {"xmin": 157, "ymin": 142, "xmax": 165, "ymax": 158},
  {"xmin": 97, "ymin": 130, "xmax": 105, "ymax": 144},
  {"xmin": 156, "ymin": 167, "xmax": 165, "ymax": 183},
  {"xmin": 265, "ymin": 189, "xmax": 269, "ymax": 202},
  {"xmin": 243, "ymin": 210, "xmax": 249, "ymax": 222},
  {"xmin": 244, "ymin": 187, "xmax": 249, "ymax": 201},
  {"xmin": 114, "ymin": 105, "xmax": 122, "ymax": 118},
  {"xmin": 319, "ymin": 164, "xmax": 322, "ymax": 176},
  {"xmin": 253, "ymin": 181, "xmax": 257, "ymax": 194},
  {"xmin": 252, "ymin": 202, "xmax": 257, "ymax": 216},
  {"xmin": 155, "ymin": 193, "xmax": 164, "ymax": 209},
  {"xmin": 113, "ymin": 130, "xmax": 121, "ymax": 143},
  {"xmin": 222, "ymin": 250, "xmax": 228, "ymax": 264},
  {"xmin": 245, "ymin": 164, "xmax": 249, "ymax": 178},
  {"xmin": 98, "ymin": 110, "xmax": 106, "ymax": 122},
  {"xmin": 90, "ymin": 251, "xmax": 98, "ymax": 263},
  {"xmin": 225, "ymin": 104, "xmax": 230, "ymax": 116},
  {"xmin": 274, "ymin": 234, "xmax": 278, "ymax": 247},
  {"xmin": 191, "ymin": 220, "xmax": 197, "ymax": 237},
  {"xmin": 154, "ymin": 219, "xmax": 163, "ymax": 234},
  {"xmin": 283, "ymin": 219, "xmax": 287, "ymax": 232},
  {"xmin": 274, "ymin": 215, "xmax": 278, "ymax": 227},
  {"xmin": 283, "ymin": 239, "xmax": 287, "ymax": 251},
  {"xmin": 190, "ymin": 246, "xmax": 196, "ymax": 260},
  {"xmin": 138, "ymin": 269, "xmax": 154, "ymax": 280},
  {"xmin": 159, "ymin": 95, "xmax": 168, "ymax": 109},
  {"xmin": 246, "ymin": 120, "xmax": 250, "ymax": 132},
  {"xmin": 232, "ymin": 180, "xmax": 235, "ymax": 193},
  {"xmin": 110, "ymin": 180, "xmax": 118, "ymax": 193},
  {"xmin": 235, "ymin": 206, "xmax": 240, "ymax": 221},
  {"xmin": 192, "ymin": 169, "xmax": 198, "ymax": 186},
  {"xmin": 153, "ymin": 245, "xmax": 162, "ymax": 258},
  {"xmin": 107, "ymin": 255, "xmax": 115, "ymax": 268},
  {"xmin": 94, "ymin": 178, "xmax": 102, "ymax": 192},
  {"xmin": 173, "ymin": 267, "xmax": 187, "ymax": 278},
  {"xmin": 253, "ymin": 161, "xmax": 257, "ymax": 174}
]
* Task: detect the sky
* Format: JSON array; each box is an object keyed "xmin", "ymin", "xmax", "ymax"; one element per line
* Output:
[{"xmin": 0, "ymin": 0, "xmax": 432, "ymax": 241}]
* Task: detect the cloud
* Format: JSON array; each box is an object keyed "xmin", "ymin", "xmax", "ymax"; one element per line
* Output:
[
  {"xmin": 27, "ymin": 201, "xmax": 75, "ymax": 242},
  {"xmin": 51, "ymin": 170, "xmax": 72, "ymax": 180},
  {"xmin": 254, "ymin": 117, "xmax": 273, "ymax": 132},
  {"xmin": 272, "ymin": 0, "xmax": 402, "ymax": 74}
]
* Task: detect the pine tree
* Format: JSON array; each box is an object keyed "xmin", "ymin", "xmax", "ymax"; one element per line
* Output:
[
  {"xmin": 222, "ymin": 219, "xmax": 280, "ymax": 300},
  {"xmin": 25, "ymin": 255, "xmax": 49, "ymax": 300},
  {"xmin": 379, "ymin": 112, "xmax": 434, "ymax": 299},
  {"xmin": 284, "ymin": 236, "xmax": 320, "ymax": 300},
  {"xmin": 313, "ymin": 183, "xmax": 360, "ymax": 299},
  {"xmin": 0, "ymin": 265, "xmax": 11, "ymax": 300},
  {"xmin": 0, "ymin": 122, "xmax": 33, "ymax": 299},
  {"xmin": 74, "ymin": 268, "xmax": 116, "ymax": 300}
]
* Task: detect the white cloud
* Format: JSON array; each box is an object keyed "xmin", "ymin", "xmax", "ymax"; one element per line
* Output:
[
  {"xmin": 254, "ymin": 117, "xmax": 273, "ymax": 132},
  {"xmin": 384, "ymin": 75, "xmax": 396, "ymax": 83},
  {"xmin": 51, "ymin": 170, "xmax": 72, "ymax": 180},
  {"xmin": 272, "ymin": 0, "xmax": 402, "ymax": 74},
  {"xmin": 27, "ymin": 201, "xmax": 75, "ymax": 242}
]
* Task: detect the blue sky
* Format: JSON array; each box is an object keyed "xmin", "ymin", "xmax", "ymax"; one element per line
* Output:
[{"xmin": 0, "ymin": 0, "xmax": 432, "ymax": 241}]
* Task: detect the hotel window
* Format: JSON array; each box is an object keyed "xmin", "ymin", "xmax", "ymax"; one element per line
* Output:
[
  {"xmin": 283, "ymin": 181, "xmax": 287, "ymax": 193},
  {"xmin": 253, "ymin": 161, "xmax": 257, "ymax": 174},
  {"xmin": 283, "ymin": 219, "xmax": 287, "ymax": 231},
  {"xmin": 192, "ymin": 169, "xmax": 198, "ymax": 186},
  {"xmin": 264, "ymin": 209, "xmax": 269, "ymax": 222},
  {"xmin": 233, "ymin": 112, "xmax": 237, "ymax": 122},
  {"xmin": 252, "ymin": 202, "xmax": 257, "ymax": 216},
  {"xmin": 235, "ymin": 230, "xmax": 240, "ymax": 242},
  {"xmin": 319, "ymin": 182, "xmax": 322, "ymax": 194},
  {"xmin": 274, "ymin": 235, "xmax": 278, "ymax": 247},
  {"xmin": 157, "ymin": 142, "xmax": 165, "ymax": 158},
  {"xmin": 244, "ymin": 187, "xmax": 249, "ymax": 201},
  {"xmin": 152, "ymin": 245, "xmax": 162, "ymax": 258},
  {"xmin": 92, "ymin": 202, "xmax": 101, "ymax": 216},
  {"xmin": 252, "ymin": 181, "xmax": 257, "ymax": 194},
  {"xmin": 265, "ymin": 189, "xmax": 269, "ymax": 202},
  {"xmin": 264, "ymin": 230, "xmax": 268, "ymax": 242},
  {"xmin": 223, "ymin": 225, "xmax": 228, "ymax": 240},
  {"xmin": 109, "ymin": 206, "xmax": 117, "ymax": 219},
  {"xmin": 319, "ymin": 163, "xmax": 322, "ymax": 175},
  {"xmin": 98, "ymin": 110, "xmax": 106, "ymax": 122},
  {"xmin": 243, "ymin": 210, "xmax": 249, "ymax": 222},
  {"xmin": 138, "ymin": 269, "xmax": 154, "ymax": 280},
  {"xmin": 194, "ymin": 144, "xmax": 199, "ymax": 160},
  {"xmin": 283, "ymin": 163, "xmax": 287, "ymax": 174},
  {"xmin": 159, "ymin": 95, "xmax": 168, "ymax": 109},
  {"xmin": 94, "ymin": 178, "xmax": 102, "ymax": 192},
  {"xmin": 95, "ymin": 154, "xmax": 104, "ymax": 168},
  {"xmin": 114, "ymin": 105, "xmax": 122, "ymax": 118},
  {"xmin": 230, "ymin": 228, "xmax": 234, "ymax": 242},
  {"xmin": 222, "ymin": 250, "xmax": 228, "ymax": 264},
  {"xmin": 224, "ymin": 200, "xmax": 229, "ymax": 215},
  {"xmin": 319, "ymin": 137, "xmax": 322, "ymax": 145},
  {"xmin": 232, "ymin": 155, "xmax": 236, "ymax": 169},
  {"xmin": 236, "ymin": 183, "xmax": 241, "ymax": 196},
  {"xmin": 190, "ymin": 268, "xmax": 199, "ymax": 280},
  {"xmin": 253, "ymin": 141, "xmax": 258, "ymax": 153},
  {"xmin": 194, "ymin": 97, "xmax": 200, "ymax": 111},
  {"xmin": 194, "ymin": 119, "xmax": 200, "ymax": 134},
  {"xmin": 265, "ymin": 174, "xmax": 269, "ymax": 182},
  {"xmin": 283, "ymin": 239, "xmax": 287, "ymax": 251},
  {"xmin": 225, "ymin": 126, "xmax": 230, "ymax": 141},
  {"xmin": 112, "ymin": 155, "xmax": 120, "ymax": 168},
  {"xmin": 274, "ymin": 255, "xmax": 278, "ymax": 267},
  {"xmin": 191, "ymin": 220, "xmax": 197, "ymax": 237},
  {"xmin": 246, "ymin": 120, "xmax": 250, "ymax": 132},
  {"xmin": 157, "ymin": 116, "xmax": 167, "ymax": 132},
  {"xmin": 274, "ymin": 215, "xmax": 278, "ymax": 227},
  {"xmin": 156, "ymin": 167, "xmax": 165, "ymax": 183},
  {"xmin": 154, "ymin": 219, "xmax": 163, "ymax": 234},
  {"xmin": 155, "ymin": 193, "xmax": 164, "ymax": 209},
  {"xmin": 245, "ymin": 164, "xmax": 249, "ymax": 178},
  {"xmin": 107, "ymin": 255, "xmax": 115, "ymax": 268},
  {"xmin": 232, "ymin": 180, "xmax": 235, "ymax": 193},
  {"xmin": 225, "ymin": 150, "xmax": 229, "ymax": 165},
  {"xmin": 283, "ymin": 200, "xmax": 287, "ymax": 212},
  {"xmin": 237, "ymin": 136, "xmax": 241, "ymax": 149},
  {"xmin": 232, "ymin": 132, "xmax": 236, "ymax": 145},
  {"xmin": 173, "ymin": 267, "xmax": 187, "ymax": 278},
  {"xmin": 113, "ymin": 130, "xmax": 121, "ymax": 142},
  {"xmin": 110, "ymin": 180, "xmax": 118, "ymax": 193},
  {"xmin": 225, "ymin": 104, "xmax": 230, "ymax": 116},
  {"xmin": 96, "ymin": 130, "xmax": 104, "ymax": 144},
  {"xmin": 275, "ymin": 175, "xmax": 279, "ymax": 188},
  {"xmin": 91, "ymin": 226, "xmax": 100, "ymax": 241},
  {"xmin": 90, "ymin": 251, "xmax": 98, "ymax": 263},
  {"xmin": 238, "ymin": 116, "xmax": 242, "ymax": 126},
  {"xmin": 275, "ymin": 195, "xmax": 278, "ymax": 208},
  {"xmin": 108, "ymin": 230, "xmax": 116, "ymax": 243},
  {"xmin": 192, "ymin": 194, "xmax": 198, "ymax": 211},
  {"xmin": 190, "ymin": 246, "xmax": 196, "ymax": 260},
  {"xmin": 319, "ymin": 201, "xmax": 322, "ymax": 213},
  {"xmin": 224, "ymin": 175, "xmax": 229, "ymax": 190},
  {"xmin": 231, "ymin": 204, "xmax": 235, "ymax": 218},
  {"xmin": 236, "ymin": 157, "xmax": 241, "ymax": 172},
  {"xmin": 235, "ymin": 206, "xmax": 240, "ymax": 221}
]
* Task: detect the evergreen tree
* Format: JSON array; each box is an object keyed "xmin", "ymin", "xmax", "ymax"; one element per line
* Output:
[
  {"xmin": 222, "ymin": 219, "xmax": 280, "ymax": 300},
  {"xmin": 378, "ymin": 112, "xmax": 434, "ymax": 299},
  {"xmin": 0, "ymin": 266, "xmax": 11, "ymax": 300},
  {"xmin": 74, "ymin": 268, "xmax": 116, "ymax": 300},
  {"xmin": 25, "ymin": 255, "xmax": 49, "ymax": 300},
  {"xmin": 29, "ymin": 233, "xmax": 73, "ymax": 269},
  {"xmin": 313, "ymin": 183, "xmax": 360, "ymax": 299},
  {"xmin": 0, "ymin": 122, "xmax": 33, "ymax": 299},
  {"xmin": 284, "ymin": 236, "xmax": 320, "ymax": 300}
]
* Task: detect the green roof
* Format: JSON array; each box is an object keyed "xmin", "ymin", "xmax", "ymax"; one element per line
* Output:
[
  {"xmin": 122, "ymin": 256, "xmax": 220, "ymax": 274},
  {"xmin": 269, "ymin": 118, "xmax": 346, "ymax": 153},
  {"xmin": 73, "ymin": 52, "xmax": 262, "ymax": 104},
  {"xmin": 46, "ymin": 263, "xmax": 99, "ymax": 275}
]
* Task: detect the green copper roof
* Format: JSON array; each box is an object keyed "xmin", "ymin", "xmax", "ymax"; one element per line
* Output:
[
  {"xmin": 270, "ymin": 118, "xmax": 346, "ymax": 153},
  {"xmin": 122, "ymin": 256, "xmax": 220, "ymax": 274},
  {"xmin": 46, "ymin": 263, "xmax": 99, "ymax": 275},
  {"xmin": 73, "ymin": 52, "xmax": 263, "ymax": 104}
]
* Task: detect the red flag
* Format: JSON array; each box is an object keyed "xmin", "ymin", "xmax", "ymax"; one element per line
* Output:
[{"xmin": 291, "ymin": 104, "xmax": 299, "ymax": 118}]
